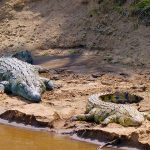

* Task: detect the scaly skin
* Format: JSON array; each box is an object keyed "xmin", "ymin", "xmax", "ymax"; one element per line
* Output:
[
  {"xmin": 0, "ymin": 57, "xmax": 54, "ymax": 102},
  {"xmin": 71, "ymin": 92, "xmax": 147, "ymax": 127},
  {"xmin": 12, "ymin": 50, "xmax": 33, "ymax": 64}
]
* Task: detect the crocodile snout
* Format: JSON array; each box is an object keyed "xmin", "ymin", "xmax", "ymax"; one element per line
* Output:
[
  {"xmin": 133, "ymin": 116, "xmax": 144, "ymax": 126},
  {"xmin": 31, "ymin": 92, "xmax": 41, "ymax": 102}
]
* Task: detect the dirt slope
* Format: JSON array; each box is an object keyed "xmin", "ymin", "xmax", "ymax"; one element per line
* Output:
[{"xmin": 0, "ymin": 0, "xmax": 150, "ymax": 67}]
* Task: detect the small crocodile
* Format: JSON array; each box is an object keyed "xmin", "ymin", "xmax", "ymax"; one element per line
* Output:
[
  {"xmin": 0, "ymin": 57, "xmax": 54, "ymax": 102},
  {"xmin": 71, "ymin": 92, "xmax": 149, "ymax": 126}
]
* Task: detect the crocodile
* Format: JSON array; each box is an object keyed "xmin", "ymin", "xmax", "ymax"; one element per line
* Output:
[
  {"xmin": 12, "ymin": 50, "xmax": 33, "ymax": 64},
  {"xmin": 0, "ymin": 57, "xmax": 54, "ymax": 102},
  {"xmin": 71, "ymin": 92, "xmax": 149, "ymax": 126}
]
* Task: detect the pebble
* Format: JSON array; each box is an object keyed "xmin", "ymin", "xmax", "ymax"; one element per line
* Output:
[{"xmin": 92, "ymin": 73, "xmax": 104, "ymax": 78}]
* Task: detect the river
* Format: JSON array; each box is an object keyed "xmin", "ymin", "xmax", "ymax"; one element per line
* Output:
[{"xmin": 0, "ymin": 124, "xmax": 121, "ymax": 150}]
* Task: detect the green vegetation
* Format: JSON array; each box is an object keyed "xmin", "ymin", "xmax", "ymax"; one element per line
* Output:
[
  {"xmin": 132, "ymin": 1, "xmax": 150, "ymax": 25},
  {"xmin": 135, "ymin": 0, "xmax": 150, "ymax": 9},
  {"xmin": 113, "ymin": 5, "xmax": 124, "ymax": 14}
]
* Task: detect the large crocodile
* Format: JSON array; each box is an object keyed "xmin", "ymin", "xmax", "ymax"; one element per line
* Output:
[
  {"xmin": 0, "ymin": 57, "xmax": 54, "ymax": 102},
  {"xmin": 71, "ymin": 92, "xmax": 150, "ymax": 126}
]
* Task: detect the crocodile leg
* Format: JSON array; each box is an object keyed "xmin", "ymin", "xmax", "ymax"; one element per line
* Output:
[
  {"xmin": 71, "ymin": 113, "xmax": 94, "ymax": 121},
  {"xmin": 101, "ymin": 115, "xmax": 117, "ymax": 125},
  {"xmin": 40, "ymin": 77, "xmax": 54, "ymax": 90},
  {"xmin": 0, "ymin": 81, "xmax": 9, "ymax": 93}
]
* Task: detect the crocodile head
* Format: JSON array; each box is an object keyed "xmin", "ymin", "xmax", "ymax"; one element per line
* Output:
[
  {"xmin": 118, "ymin": 107, "xmax": 144, "ymax": 126},
  {"xmin": 10, "ymin": 80, "xmax": 46, "ymax": 102}
]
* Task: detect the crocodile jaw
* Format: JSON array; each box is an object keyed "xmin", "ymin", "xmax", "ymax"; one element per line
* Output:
[
  {"xmin": 16, "ymin": 88, "xmax": 42, "ymax": 102},
  {"xmin": 128, "ymin": 108, "xmax": 145, "ymax": 126},
  {"xmin": 10, "ymin": 81, "xmax": 45, "ymax": 102},
  {"xmin": 119, "ymin": 112, "xmax": 144, "ymax": 126},
  {"xmin": 23, "ymin": 91, "xmax": 41, "ymax": 102},
  {"xmin": 131, "ymin": 115, "xmax": 145, "ymax": 126}
]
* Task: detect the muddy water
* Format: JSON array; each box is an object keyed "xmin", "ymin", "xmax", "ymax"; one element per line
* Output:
[{"xmin": 0, "ymin": 124, "xmax": 120, "ymax": 150}]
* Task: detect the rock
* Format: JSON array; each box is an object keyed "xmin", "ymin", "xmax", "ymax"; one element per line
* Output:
[
  {"xmin": 101, "ymin": 80, "xmax": 113, "ymax": 85},
  {"xmin": 131, "ymin": 85, "xmax": 147, "ymax": 92},
  {"xmin": 92, "ymin": 73, "xmax": 104, "ymax": 78},
  {"xmin": 50, "ymin": 75, "xmax": 60, "ymax": 80},
  {"xmin": 138, "ymin": 85, "xmax": 147, "ymax": 92},
  {"xmin": 87, "ymin": 77, "xmax": 96, "ymax": 81},
  {"xmin": 119, "ymin": 72, "xmax": 128, "ymax": 76},
  {"xmin": 13, "ymin": 2, "xmax": 25, "ymax": 11},
  {"xmin": 8, "ymin": 44, "xmax": 14, "ymax": 47}
]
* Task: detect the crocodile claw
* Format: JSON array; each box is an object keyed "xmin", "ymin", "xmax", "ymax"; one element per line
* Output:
[{"xmin": 0, "ymin": 87, "xmax": 4, "ymax": 94}]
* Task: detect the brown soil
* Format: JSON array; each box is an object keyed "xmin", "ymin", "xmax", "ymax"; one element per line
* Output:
[{"xmin": 0, "ymin": 0, "xmax": 150, "ymax": 149}]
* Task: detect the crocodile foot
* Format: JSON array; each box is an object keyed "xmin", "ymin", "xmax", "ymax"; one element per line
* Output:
[
  {"xmin": 0, "ymin": 88, "xmax": 4, "ymax": 94},
  {"xmin": 0, "ymin": 84, "xmax": 5, "ymax": 94}
]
